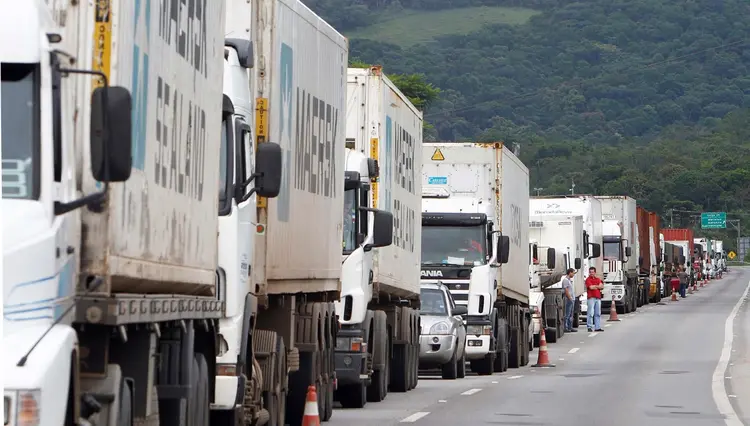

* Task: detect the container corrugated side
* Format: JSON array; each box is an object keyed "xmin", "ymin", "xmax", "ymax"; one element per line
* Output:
[
  {"xmin": 80, "ymin": 0, "xmax": 226, "ymax": 295},
  {"xmin": 263, "ymin": 0, "xmax": 347, "ymax": 292},
  {"xmin": 637, "ymin": 207, "xmax": 650, "ymax": 272},
  {"xmin": 648, "ymin": 213, "xmax": 661, "ymax": 262},
  {"xmin": 366, "ymin": 70, "xmax": 423, "ymax": 298},
  {"xmin": 499, "ymin": 147, "xmax": 530, "ymax": 303}
]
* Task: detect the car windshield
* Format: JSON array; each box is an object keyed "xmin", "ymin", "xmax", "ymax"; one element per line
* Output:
[
  {"xmin": 420, "ymin": 288, "xmax": 448, "ymax": 316},
  {"xmin": 343, "ymin": 189, "xmax": 357, "ymax": 253},
  {"xmin": 603, "ymin": 241, "xmax": 620, "ymax": 259},
  {"xmin": 421, "ymin": 225, "xmax": 486, "ymax": 266},
  {"xmin": 2, "ymin": 63, "xmax": 40, "ymax": 200}
]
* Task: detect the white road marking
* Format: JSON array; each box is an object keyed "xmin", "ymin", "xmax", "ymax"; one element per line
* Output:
[
  {"xmin": 588, "ymin": 332, "xmax": 598, "ymax": 338},
  {"xmin": 711, "ymin": 278, "xmax": 750, "ymax": 426},
  {"xmin": 558, "ymin": 357, "xmax": 565, "ymax": 361},
  {"xmin": 491, "ymin": 381, "xmax": 499, "ymax": 384},
  {"xmin": 605, "ymin": 324, "xmax": 612, "ymax": 328},
  {"xmin": 508, "ymin": 375, "xmax": 523, "ymax": 380},
  {"xmin": 438, "ymin": 400, "xmax": 447, "ymax": 403},
  {"xmin": 461, "ymin": 388, "xmax": 482, "ymax": 396},
  {"xmin": 401, "ymin": 412, "xmax": 430, "ymax": 423},
  {"xmin": 568, "ymin": 347, "xmax": 580, "ymax": 354}
]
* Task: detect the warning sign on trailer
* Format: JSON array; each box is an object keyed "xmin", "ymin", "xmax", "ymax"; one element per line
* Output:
[{"xmin": 431, "ymin": 148, "xmax": 445, "ymax": 161}]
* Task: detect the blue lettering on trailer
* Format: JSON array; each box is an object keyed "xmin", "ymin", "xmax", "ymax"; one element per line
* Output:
[
  {"xmin": 131, "ymin": 0, "xmax": 151, "ymax": 170},
  {"xmin": 428, "ymin": 176, "xmax": 447, "ymax": 185},
  {"xmin": 158, "ymin": 0, "xmax": 209, "ymax": 77},
  {"xmin": 384, "ymin": 116, "xmax": 393, "ymax": 211},
  {"xmin": 294, "ymin": 91, "xmax": 338, "ymax": 198},
  {"xmin": 276, "ymin": 43, "xmax": 294, "ymax": 222}
]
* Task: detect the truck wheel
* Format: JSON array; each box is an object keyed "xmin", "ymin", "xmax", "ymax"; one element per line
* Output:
[
  {"xmin": 117, "ymin": 379, "xmax": 133, "ymax": 426},
  {"xmin": 367, "ymin": 312, "xmax": 388, "ymax": 402},
  {"xmin": 457, "ymin": 352, "xmax": 466, "ymax": 378},
  {"xmin": 521, "ymin": 326, "xmax": 530, "ymax": 366},
  {"xmin": 337, "ymin": 383, "xmax": 366, "ymax": 409},
  {"xmin": 470, "ymin": 352, "xmax": 494, "ymax": 376},
  {"xmin": 493, "ymin": 318, "xmax": 508, "ymax": 373},
  {"xmin": 275, "ymin": 335, "xmax": 288, "ymax": 426},
  {"xmin": 508, "ymin": 328, "xmax": 521, "ymax": 369},
  {"xmin": 441, "ymin": 347, "xmax": 458, "ymax": 380},
  {"xmin": 409, "ymin": 343, "xmax": 419, "ymax": 390},
  {"xmin": 533, "ymin": 333, "xmax": 540, "ymax": 348},
  {"xmin": 190, "ymin": 354, "xmax": 210, "ymax": 426},
  {"xmin": 389, "ymin": 344, "xmax": 408, "ymax": 392},
  {"xmin": 545, "ymin": 327, "xmax": 557, "ymax": 344}
]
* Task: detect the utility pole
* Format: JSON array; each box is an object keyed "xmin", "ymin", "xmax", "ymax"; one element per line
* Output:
[
  {"xmin": 533, "ymin": 187, "xmax": 544, "ymax": 196},
  {"xmin": 570, "ymin": 178, "xmax": 576, "ymax": 196}
]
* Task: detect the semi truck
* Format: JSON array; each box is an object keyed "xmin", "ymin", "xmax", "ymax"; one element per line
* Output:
[
  {"xmin": 215, "ymin": 1, "xmax": 348, "ymax": 424},
  {"xmin": 595, "ymin": 196, "xmax": 638, "ymax": 314},
  {"xmin": 421, "ymin": 142, "xmax": 530, "ymax": 375},
  {"xmin": 0, "ymin": 1, "xmax": 278, "ymax": 425},
  {"xmin": 528, "ymin": 215, "xmax": 584, "ymax": 343},
  {"xmin": 635, "ymin": 207, "xmax": 652, "ymax": 307},
  {"xmin": 334, "ymin": 66, "xmax": 422, "ymax": 406},
  {"xmin": 529, "ymin": 196, "xmax": 602, "ymax": 323},
  {"xmin": 646, "ymin": 213, "xmax": 663, "ymax": 303}
]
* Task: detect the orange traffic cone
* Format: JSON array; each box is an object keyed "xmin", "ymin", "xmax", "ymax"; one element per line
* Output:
[
  {"xmin": 671, "ymin": 288, "xmax": 678, "ymax": 301},
  {"xmin": 607, "ymin": 297, "xmax": 620, "ymax": 322},
  {"xmin": 531, "ymin": 327, "xmax": 556, "ymax": 368},
  {"xmin": 302, "ymin": 385, "xmax": 320, "ymax": 426}
]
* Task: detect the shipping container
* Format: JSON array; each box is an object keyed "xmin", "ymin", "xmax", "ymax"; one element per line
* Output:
[
  {"xmin": 422, "ymin": 142, "xmax": 530, "ymax": 303},
  {"xmin": 260, "ymin": 0, "xmax": 348, "ymax": 294},
  {"xmin": 663, "ymin": 228, "xmax": 695, "ymax": 260},
  {"xmin": 636, "ymin": 207, "xmax": 650, "ymax": 274},
  {"xmin": 648, "ymin": 212, "xmax": 661, "ymax": 263},
  {"xmin": 347, "ymin": 67, "xmax": 423, "ymax": 298},
  {"xmin": 80, "ymin": 0, "xmax": 227, "ymax": 295}
]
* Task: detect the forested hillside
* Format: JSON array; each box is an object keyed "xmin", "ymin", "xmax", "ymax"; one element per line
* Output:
[{"xmin": 305, "ymin": 0, "xmax": 750, "ymax": 248}]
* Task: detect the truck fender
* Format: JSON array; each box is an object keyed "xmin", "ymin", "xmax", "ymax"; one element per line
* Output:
[{"xmin": 237, "ymin": 292, "xmax": 258, "ymax": 403}]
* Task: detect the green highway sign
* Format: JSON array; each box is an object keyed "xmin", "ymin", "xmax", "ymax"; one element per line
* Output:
[{"xmin": 701, "ymin": 212, "xmax": 727, "ymax": 229}]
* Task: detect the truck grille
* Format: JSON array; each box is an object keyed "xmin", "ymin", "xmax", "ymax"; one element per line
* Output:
[{"xmin": 422, "ymin": 279, "xmax": 471, "ymax": 306}]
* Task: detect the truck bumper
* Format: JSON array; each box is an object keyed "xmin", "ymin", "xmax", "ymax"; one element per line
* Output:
[
  {"xmin": 602, "ymin": 284, "xmax": 625, "ymax": 302},
  {"xmin": 464, "ymin": 335, "xmax": 491, "ymax": 360},
  {"xmin": 419, "ymin": 334, "xmax": 455, "ymax": 365},
  {"xmin": 334, "ymin": 351, "xmax": 367, "ymax": 386}
]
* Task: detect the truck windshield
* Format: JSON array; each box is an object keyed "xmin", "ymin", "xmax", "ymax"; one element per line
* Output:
[
  {"xmin": 421, "ymin": 225, "xmax": 486, "ymax": 266},
  {"xmin": 419, "ymin": 288, "xmax": 448, "ymax": 316},
  {"xmin": 603, "ymin": 241, "xmax": 621, "ymax": 259},
  {"xmin": 342, "ymin": 189, "xmax": 357, "ymax": 253},
  {"xmin": 2, "ymin": 63, "xmax": 40, "ymax": 200}
]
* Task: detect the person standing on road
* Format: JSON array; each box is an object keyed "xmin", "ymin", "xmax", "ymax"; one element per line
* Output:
[
  {"xmin": 562, "ymin": 268, "xmax": 577, "ymax": 332},
  {"xmin": 678, "ymin": 266, "xmax": 689, "ymax": 298},
  {"xmin": 585, "ymin": 267, "xmax": 605, "ymax": 332}
]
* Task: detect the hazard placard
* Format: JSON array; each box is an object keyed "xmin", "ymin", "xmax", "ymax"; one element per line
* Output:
[
  {"xmin": 431, "ymin": 148, "xmax": 445, "ymax": 161},
  {"xmin": 728, "ymin": 251, "xmax": 736, "ymax": 260}
]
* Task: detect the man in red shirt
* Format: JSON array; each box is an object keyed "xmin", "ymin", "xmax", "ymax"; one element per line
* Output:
[{"xmin": 585, "ymin": 267, "xmax": 605, "ymax": 332}]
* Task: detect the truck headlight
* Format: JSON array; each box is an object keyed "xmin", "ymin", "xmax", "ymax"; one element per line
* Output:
[
  {"xmin": 5, "ymin": 390, "xmax": 40, "ymax": 426},
  {"xmin": 429, "ymin": 322, "xmax": 450, "ymax": 335},
  {"xmin": 467, "ymin": 325, "xmax": 492, "ymax": 336}
]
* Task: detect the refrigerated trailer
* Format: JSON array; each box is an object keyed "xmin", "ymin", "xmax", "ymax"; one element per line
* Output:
[
  {"xmin": 0, "ymin": 1, "xmax": 268, "ymax": 425},
  {"xmin": 528, "ymin": 215, "xmax": 585, "ymax": 343},
  {"xmin": 334, "ymin": 66, "xmax": 422, "ymax": 405},
  {"xmin": 215, "ymin": 1, "xmax": 348, "ymax": 425},
  {"xmin": 421, "ymin": 142, "xmax": 530, "ymax": 375}
]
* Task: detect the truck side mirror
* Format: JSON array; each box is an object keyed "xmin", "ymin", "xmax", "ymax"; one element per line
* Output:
[
  {"xmin": 574, "ymin": 257, "xmax": 582, "ymax": 269},
  {"xmin": 90, "ymin": 86, "xmax": 132, "ymax": 182},
  {"xmin": 590, "ymin": 243, "xmax": 601, "ymax": 259},
  {"xmin": 253, "ymin": 143, "xmax": 282, "ymax": 198},
  {"xmin": 532, "ymin": 244, "xmax": 539, "ymax": 262},
  {"xmin": 546, "ymin": 248, "xmax": 556, "ymax": 269},
  {"xmin": 371, "ymin": 210, "xmax": 394, "ymax": 248},
  {"xmin": 638, "ymin": 256, "xmax": 643, "ymax": 267},
  {"xmin": 625, "ymin": 246, "xmax": 632, "ymax": 257},
  {"xmin": 497, "ymin": 235, "xmax": 511, "ymax": 264},
  {"xmin": 452, "ymin": 305, "xmax": 468, "ymax": 316}
]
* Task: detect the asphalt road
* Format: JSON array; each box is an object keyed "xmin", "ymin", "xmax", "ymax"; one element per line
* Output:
[{"xmin": 326, "ymin": 268, "xmax": 750, "ymax": 426}]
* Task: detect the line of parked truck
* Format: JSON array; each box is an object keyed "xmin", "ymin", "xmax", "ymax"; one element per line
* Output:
[{"xmin": 0, "ymin": 1, "xmax": 731, "ymax": 426}]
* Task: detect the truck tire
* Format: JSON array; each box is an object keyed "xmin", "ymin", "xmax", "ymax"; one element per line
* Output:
[
  {"xmin": 367, "ymin": 311, "xmax": 388, "ymax": 402},
  {"xmin": 190, "ymin": 354, "xmax": 210, "ymax": 426},
  {"xmin": 545, "ymin": 327, "xmax": 558, "ymax": 344},
  {"xmin": 337, "ymin": 383, "xmax": 366, "ymax": 409},
  {"xmin": 493, "ymin": 318, "xmax": 509, "ymax": 373},
  {"xmin": 441, "ymin": 346, "xmax": 459, "ymax": 380},
  {"xmin": 389, "ymin": 344, "xmax": 408, "ymax": 392},
  {"xmin": 508, "ymin": 327, "xmax": 521, "ymax": 369},
  {"xmin": 457, "ymin": 352, "xmax": 466, "ymax": 378},
  {"xmin": 520, "ymin": 320, "xmax": 530, "ymax": 367},
  {"xmin": 470, "ymin": 352, "xmax": 494, "ymax": 376}
]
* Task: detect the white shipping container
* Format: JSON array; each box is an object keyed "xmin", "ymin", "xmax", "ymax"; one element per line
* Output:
[
  {"xmin": 80, "ymin": 0, "xmax": 227, "ymax": 294},
  {"xmin": 346, "ymin": 67, "xmax": 423, "ymax": 298},
  {"xmin": 259, "ymin": 0, "xmax": 348, "ymax": 293},
  {"xmin": 529, "ymin": 215, "xmax": 585, "ymax": 297},
  {"xmin": 596, "ymin": 196, "xmax": 638, "ymax": 273},
  {"xmin": 422, "ymin": 143, "xmax": 530, "ymax": 304},
  {"xmin": 530, "ymin": 196, "xmax": 604, "ymax": 280}
]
